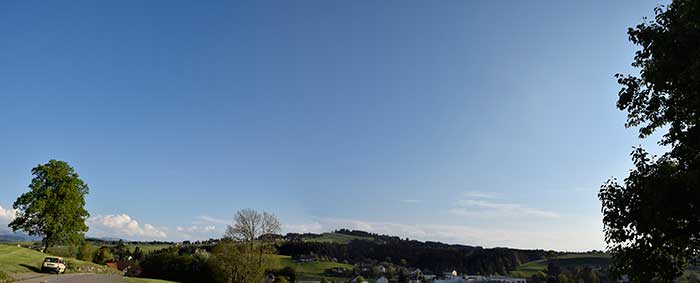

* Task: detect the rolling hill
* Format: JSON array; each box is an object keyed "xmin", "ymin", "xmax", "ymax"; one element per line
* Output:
[
  {"xmin": 0, "ymin": 244, "xmax": 119, "ymax": 275},
  {"xmin": 510, "ymin": 253, "xmax": 612, "ymax": 278}
]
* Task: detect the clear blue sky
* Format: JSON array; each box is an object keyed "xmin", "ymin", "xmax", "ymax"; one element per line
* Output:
[{"xmin": 0, "ymin": 0, "xmax": 668, "ymax": 250}]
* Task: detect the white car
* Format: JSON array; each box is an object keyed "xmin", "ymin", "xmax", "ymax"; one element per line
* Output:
[{"xmin": 41, "ymin": 257, "xmax": 66, "ymax": 274}]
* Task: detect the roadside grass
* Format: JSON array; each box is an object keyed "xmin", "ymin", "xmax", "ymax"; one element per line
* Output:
[
  {"xmin": 0, "ymin": 270, "xmax": 10, "ymax": 283},
  {"xmin": 0, "ymin": 244, "xmax": 118, "ymax": 275},
  {"xmin": 123, "ymin": 277, "xmax": 181, "ymax": 283},
  {"xmin": 268, "ymin": 254, "xmax": 353, "ymax": 281}
]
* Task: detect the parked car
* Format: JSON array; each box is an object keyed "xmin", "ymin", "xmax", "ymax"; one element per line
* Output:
[{"xmin": 41, "ymin": 257, "xmax": 66, "ymax": 274}]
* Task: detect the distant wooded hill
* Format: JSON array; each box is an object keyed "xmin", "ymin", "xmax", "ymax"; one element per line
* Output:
[{"xmin": 278, "ymin": 229, "xmax": 595, "ymax": 276}]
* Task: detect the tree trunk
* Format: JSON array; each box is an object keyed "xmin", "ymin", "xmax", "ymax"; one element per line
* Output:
[{"xmin": 43, "ymin": 238, "xmax": 49, "ymax": 253}]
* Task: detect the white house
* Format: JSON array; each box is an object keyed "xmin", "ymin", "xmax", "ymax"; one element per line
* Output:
[{"xmin": 377, "ymin": 265, "xmax": 386, "ymax": 273}]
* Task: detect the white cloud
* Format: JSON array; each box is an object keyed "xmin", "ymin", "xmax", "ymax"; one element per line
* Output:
[
  {"xmin": 0, "ymin": 205, "xmax": 16, "ymax": 221},
  {"xmin": 195, "ymin": 215, "xmax": 229, "ymax": 224},
  {"xmin": 87, "ymin": 214, "xmax": 167, "ymax": 239},
  {"xmin": 283, "ymin": 223, "xmax": 324, "ymax": 234},
  {"xmin": 461, "ymin": 191, "xmax": 501, "ymax": 199},
  {"xmin": 176, "ymin": 225, "xmax": 216, "ymax": 233},
  {"xmin": 449, "ymin": 192, "xmax": 559, "ymax": 219},
  {"xmin": 0, "ymin": 205, "xmax": 17, "ymax": 232}
]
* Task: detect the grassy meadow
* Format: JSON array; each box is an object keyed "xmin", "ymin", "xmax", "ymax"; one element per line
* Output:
[
  {"xmin": 510, "ymin": 253, "xmax": 611, "ymax": 278},
  {"xmin": 268, "ymin": 254, "xmax": 353, "ymax": 281},
  {"xmin": 0, "ymin": 244, "xmax": 118, "ymax": 274},
  {"xmin": 303, "ymin": 232, "xmax": 374, "ymax": 244}
]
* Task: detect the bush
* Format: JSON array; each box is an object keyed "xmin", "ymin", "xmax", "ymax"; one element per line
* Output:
[
  {"xmin": 272, "ymin": 267, "xmax": 296, "ymax": 282},
  {"xmin": 140, "ymin": 252, "xmax": 215, "ymax": 283},
  {"xmin": 94, "ymin": 247, "xmax": 114, "ymax": 264},
  {"xmin": 0, "ymin": 270, "xmax": 9, "ymax": 283},
  {"xmin": 77, "ymin": 242, "xmax": 96, "ymax": 262}
]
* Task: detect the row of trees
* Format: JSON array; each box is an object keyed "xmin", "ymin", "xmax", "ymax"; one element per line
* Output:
[{"xmin": 277, "ymin": 238, "xmax": 546, "ymax": 276}]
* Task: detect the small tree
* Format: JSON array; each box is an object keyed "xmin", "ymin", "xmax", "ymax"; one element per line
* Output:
[
  {"xmin": 94, "ymin": 247, "xmax": 114, "ymax": 264},
  {"xmin": 132, "ymin": 247, "xmax": 145, "ymax": 261},
  {"xmin": 9, "ymin": 160, "xmax": 90, "ymax": 252},
  {"xmin": 223, "ymin": 208, "xmax": 281, "ymax": 271},
  {"xmin": 77, "ymin": 241, "xmax": 95, "ymax": 262},
  {"xmin": 214, "ymin": 209, "xmax": 281, "ymax": 283},
  {"xmin": 112, "ymin": 239, "xmax": 131, "ymax": 261}
]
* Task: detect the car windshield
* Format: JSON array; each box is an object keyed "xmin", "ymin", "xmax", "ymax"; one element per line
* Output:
[{"xmin": 44, "ymin": 258, "xmax": 59, "ymax": 263}]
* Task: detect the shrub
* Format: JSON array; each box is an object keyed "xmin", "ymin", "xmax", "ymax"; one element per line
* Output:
[
  {"xmin": 77, "ymin": 242, "xmax": 96, "ymax": 262},
  {"xmin": 94, "ymin": 247, "xmax": 114, "ymax": 264},
  {"xmin": 0, "ymin": 270, "xmax": 9, "ymax": 283}
]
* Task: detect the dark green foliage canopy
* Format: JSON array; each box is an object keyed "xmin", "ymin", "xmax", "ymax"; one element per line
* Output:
[
  {"xmin": 9, "ymin": 160, "xmax": 90, "ymax": 250},
  {"xmin": 599, "ymin": 0, "xmax": 700, "ymax": 281}
]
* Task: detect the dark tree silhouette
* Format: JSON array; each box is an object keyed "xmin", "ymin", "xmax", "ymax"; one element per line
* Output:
[{"xmin": 599, "ymin": 0, "xmax": 700, "ymax": 281}]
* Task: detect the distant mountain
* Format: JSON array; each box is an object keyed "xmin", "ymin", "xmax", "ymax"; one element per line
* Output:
[
  {"xmin": 0, "ymin": 231, "xmax": 39, "ymax": 242},
  {"xmin": 88, "ymin": 237, "xmax": 128, "ymax": 242}
]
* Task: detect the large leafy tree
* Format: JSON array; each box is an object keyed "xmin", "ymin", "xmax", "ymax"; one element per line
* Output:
[
  {"xmin": 9, "ymin": 160, "xmax": 90, "ymax": 252},
  {"xmin": 599, "ymin": 0, "xmax": 700, "ymax": 281}
]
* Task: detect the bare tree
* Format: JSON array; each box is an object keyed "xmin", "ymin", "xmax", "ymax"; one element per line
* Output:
[
  {"xmin": 216, "ymin": 209, "xmax": 281, "ymax": 283},
  {"xmin": 224, "ymin": 209, "xmax": 281, "ymax": 242}
]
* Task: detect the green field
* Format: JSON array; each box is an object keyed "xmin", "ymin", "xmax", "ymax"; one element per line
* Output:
[
  {"xmin": 304, "ymin": 232, "xmax": 373, "ymax": 244},
  {"xmin": 269, "ymin": 254, "xmax": 353, "ymax": 280},
  {"xmin": 510, "ymin": 253, "xmax": 611, "ymax": 278},
  {"xmin": 0, "ymin": 244, "xmax": 118, "ymax": 275},
  {"xmin": 45, "ymin": 243, "xmax": 174, "ymax": 258},
  {"xmin": 509, "ymin": 259, "xmax": 547, "ymax": 278}
]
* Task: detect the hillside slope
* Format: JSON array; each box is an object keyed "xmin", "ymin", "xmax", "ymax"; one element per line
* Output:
[
  {"xmin": 0, "ymin": 244, "xmax": 117, "ymax": 274},
  {"xmin": 510, "ymin": 253, "xmax": 612, "ymax": 278}
]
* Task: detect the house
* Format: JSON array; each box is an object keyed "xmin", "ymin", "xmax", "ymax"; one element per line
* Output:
[
  {"xmin": 441, "ymin": 270, "xmax": 459, "ymax": 278},
  {"xmin": 377, "ymin": 265, "xmax": 386, "ymax": 273},
  {"xmin": 376, "ymin": 276, "xmax": 389, "ymax": 283}
]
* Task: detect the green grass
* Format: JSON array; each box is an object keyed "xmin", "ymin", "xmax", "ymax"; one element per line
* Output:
[
  {"xmin": 124, "ymin": 244, "xmax": 174, "ymax": 253},
  {"xmin": 123, "ymin": 277, "xmax": 181, "ymax": 283},
  {"xmin": 0, "ymin": 244, "xmax": 118, "ymax": 275},
  {"xmin": 509, "ymin": 259, "xmax": 547, "ymax": 278},
  {"xmin": 268, "ymin": 254, "xmax": 353, "ymax": 280},
  {"xmin": 304, "ymin": 233, "xmax": 373, "ymax": 244},
  {"xmin": 46, "ymin": 243, "xmax": 174, "ymax": 258},
  {"xmin": 510, "ymin": 253, "xmax": 611, "ymax": 278}
]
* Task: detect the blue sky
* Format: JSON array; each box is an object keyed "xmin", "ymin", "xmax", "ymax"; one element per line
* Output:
[{"xmin": 0, "ymin": 0, "xmax": 668, "ymax": 250}]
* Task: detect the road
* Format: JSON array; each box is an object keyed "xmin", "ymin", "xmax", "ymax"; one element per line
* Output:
[{"xmin": 13, "ymin": 273, "xmax": 123, "ymax": 283}]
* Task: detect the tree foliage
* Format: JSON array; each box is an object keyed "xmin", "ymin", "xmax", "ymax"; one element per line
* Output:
[
  {"xmin": 77, "ymin": 241, "xmax": 96, "ymax": 262},
  {"xmin": 9, "ymin": 160, "xmax": 90, "ymax": 251},
  {"xmin": 600, "ymin": 0, "xmax": 700, "ymax": 281}
]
